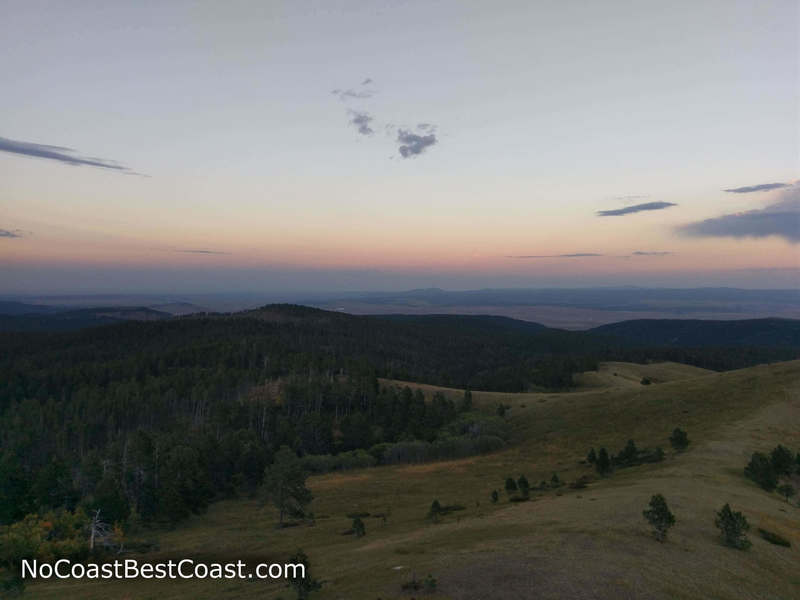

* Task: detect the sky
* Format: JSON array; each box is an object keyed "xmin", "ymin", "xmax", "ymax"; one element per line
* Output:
[{"xmin": 1, "ymin": 0, "xmax": 798, "ymax": 294}]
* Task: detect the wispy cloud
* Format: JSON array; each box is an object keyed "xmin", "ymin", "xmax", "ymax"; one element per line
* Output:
[
  {"xmin": 0, "ymin": 136, "xmax": 136, "ymax": 173},
  {"xmin": 630, "ymin": 251, "xmax": 672, "ymax": 256},
  {"xmin": 0, "ymin": 228, "xmax": 25, "ymax": 238},
  {"xmin": 348, "ymin": 110, "xmax": 374, "ymax": 136},
  {"xmin": 597, "ymin": 201, "xmax": 677, "ymax": 217},
  {"xmin": 174, "ymin": 249, "xmax": 230, "ymax": 255},
  {"xmin": 397, "ymin": 128, "xmax": 437, "ymax": 158},
  {"xmin": 607, "ymin": 195, "xmax": 650, "ymax": 202},
  {"xmin": 507, "ymin": 253, "xmax": 603, "ymax": 258},
  {"xmin": 723, "ymin": 182, "xmax": 790, "ymax": 194},
  {"xmin": 677, "ymin": 189, "xmax": 800, "ymax": 243}
]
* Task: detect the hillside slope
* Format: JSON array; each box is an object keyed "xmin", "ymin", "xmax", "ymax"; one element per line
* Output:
[{"xmin": 26, "ymin": 360, "xmax": 800, "ymax": 600}]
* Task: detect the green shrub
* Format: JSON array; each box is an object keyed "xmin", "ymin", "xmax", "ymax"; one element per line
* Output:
[
  {"xmin": 642, "ymin": 494, "xmax": 675, "ymax": 542},
  {"xmin": 715, "ymin": 504, "xmax": 750, "ymax": 549},
  {"xmin": 669, "ymin": 428, "xmax": 689, "ymax": 452},
  {"xmin": 744, "ymin": 452, "xmax": 777, "ymax": 491}
]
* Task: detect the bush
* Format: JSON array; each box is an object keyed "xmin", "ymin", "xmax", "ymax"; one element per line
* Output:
[
  {"xmin": 777, "ymin": 483, "xmax": 795, "ymax": 503},
  {"xmin": 770, "ymin": 445, "xmax": 794, "ymax": 475},
  {"xmin": 517, "ymin": 476, "xmax": 530, "ymax": 498},
  {"xmin": 505, "ymin": 477, "xmax": 518, "ymax": 497},
  {"xmin": 642, "ymin": 494, "xmax": 675, "ymax": 542},
  {"xmin": 757, "ymin": 528, "xmax": 791, "ymax": 547},
  {"xmin": 351, "ymin": 517, "xmax": 365, "ymax": 538},
  {"xmin": 640, "ymin": 377, "xmax": 652, "ymax": 385},
  {"xmin": 490, "ymin": 490, "xmax": 498, "ymax": 504},
  {"xmin": 669, "ymin": 428, "xmax": 689, "ymax": 452},
  {"xmin": 715, "ymin": 503, "xmax": 750, "ymax": 549},
  {"xmin": 586, "ymin": 448, "xmax": 597, "ymax": 464},
  {"xmin": 744, "ymin": 452, "xmax": 777, "ymax": 491},
  {"xmin": 596, "ymin": 448, "xmax": 611, "ymax": 475}
]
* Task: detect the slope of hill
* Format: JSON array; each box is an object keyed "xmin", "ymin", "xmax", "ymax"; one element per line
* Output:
[{"xmin": 23, "ymin": 359, "xmax": 800, "ymax": 600}]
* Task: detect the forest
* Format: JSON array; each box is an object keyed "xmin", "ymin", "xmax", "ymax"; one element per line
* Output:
[{"xmin": 1, "ymin": 305, "xmax": 797, "ymax": 530}]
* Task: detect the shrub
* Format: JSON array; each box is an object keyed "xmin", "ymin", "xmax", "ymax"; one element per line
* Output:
[
  {"xmin": 351, "ymin": 517, "xmax": 365, "ymax": 538},
  {"xmin": 669, "ymin": 428, "xmax": 689, "ymax": 452},
  {"xmin": 505, "ymin": 477, "xmax": 518, "ymax": 497},
  {"xmin": 770, "ymin": 445, "xmax": 794, "ymax": 475},
  {"xmin": 715, "ymin": 503, "xmax": 750, "ymax": 549},
  {"xmin": 757, "ymin": 528, "xmax": 791, "ymax": 547},
  {"xmin": 550, "ymin": 473, "xmax": 561, "ymax": 488},
  {"xmin": 287, "ymin": 549, "xmax": 321, "ymax": 599},
  {"xmin": 427, "ymin": 500, "xmax": 442, "ymax": 522},
  {"xmin": 777, "ymin": 483, "xmax": 795, "ymax": 503},
  {"xmin": 490, "ymin": 490, "xmax": 498, "ymax": 504},
  {"xmin": 596, "ymin": 448, "xmax": 611, "ymax": 475},
  {"xmin": 642, "ymin": 494, "xmax": 675, "ymax": 542},
  {"xmin": 744, "ymin": 452, "xmax": 777, "ymax": 491},
  {"xmin": 586, "ymin": 448, "xmax": 597, "ymax": 464},
  {"xmin": 517, "ymin": 476, "xmax": 530, "ymax": 498},
  {"xmin": 640, "ymin": 377, "xmax": 652, "ymax": 385}
]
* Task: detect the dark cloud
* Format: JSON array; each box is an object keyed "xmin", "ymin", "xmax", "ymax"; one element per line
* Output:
[
  {"xmin": 0, "ymin": 136, "xmax": 134, "ymax": 172},
  {"xmin": 597, "ymin": 201, "xmax": 677, "ymax": 217},
  {"xmin": 677, "ymin": 189, "xmax": 800, "ymax": 243},
  {"xmin": 361, "ymin": 77, "xmax": 373, "ymax": 85},
  {"xmin": 631, "ymin": 251, "xmax": 672, "ymax": 256},
  {"xmin": 397, "ymin": 129, "xmax": 437, "ymax": 158},
  {"xmin": 507, "ymin": 253, "xmax": 603, "ymax": 258},
  {"xmin": 348, "ymin": 110, "xmax": 374, "ymax": 136},
  {"xmin": 723, "ymin": 182, "xmax": 790, "ymax": 194},
  {"xmin": 0, "ymin": 229, "xmax": 25, "ymax": 238}
]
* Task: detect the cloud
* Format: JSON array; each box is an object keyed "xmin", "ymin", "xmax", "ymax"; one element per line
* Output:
[
  {"xmin": 597, "ymin": 201, "xmax": 677, "ymax": 216},
  {"xmin": 0, "ymin": 136, "xmax": 135, "ymax": 172},
  {"xmin": 677, "ymin": 188, "xmax": 800, "ymax": 243},
  {"xmin": 361, "ymin": 77, "xmax": 373, "ymax": 85},
  {"xmin": 723, "ymin": 182, "xmax": 790, "ymax": 194},
  {"xmin": 607, "ymin": 195, "xmax": 650, "ymax": 201},
  {"xmin": 174, "ymin": 249, "xmax": 230, "ymax": 255},
  {"xmin": 507, "ymin": 253, "xmax": 603, "ymax": 258},
  {"xmin": 630, "ymin": 251, "xmax": 672, "ymax": 256},
  {"xmin": 0, "ymin": 228, "xmax": 25, "ymax": 238},
  {"xmin": 397, "ymin": 129, "xmax": 437, "ymax": 158},
  {"xmin": 348, "ymin": 110, "xmax": 374, "ymax": 136}
]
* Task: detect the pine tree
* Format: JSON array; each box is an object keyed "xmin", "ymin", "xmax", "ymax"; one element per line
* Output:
[
  {"xmin": 428, "ymin": 499, "xmax": 442, "ymax": 522},
  {"xmin": 715, "ymin": 503, "xmax": 750, "ymax": 549},
  {"xmin": 505, "ymin": 477, "xmax": 518, "ymax": 497},
  {"xmin": 744, "ymin": 452, "xmax": 777, "ymax": 491},
  {"xmin": 288, "ymin": 549, "xmax": 322, "ymax": 599},
  {"xmin": 517, "ymin": 476, "xmax": 530, "ymax": 498},
  {"xmin": 669, "ymin": 428, "xmax": 689, "ymax": 452},
  {"xmin": 262, "ymin": 446, "xmax": 312, "ymax": 526},
  {"xmin": 586, "ymin": 448, "xmax": 597, "ymax": 464},
  {"xmin": 642, "ymin": 494, "xmax": 675, "ymax": 542},
  {"xmin": 352, "ymin": 516, "xmax": 366, "ymax": 538},
  {"xmin": 596, "ymin": 448, "xmax": 611, "ymax": 475},
  {"xmin": 490, "ymin": 490, "xmax": 499, "ymax": 503},
  {"xmin": 550, "ymin": 473, "xmax": 561, "ymax": 488},
  {"xmin": 770, "ymin": 445, "xmax": 794, "ymax": 475}
]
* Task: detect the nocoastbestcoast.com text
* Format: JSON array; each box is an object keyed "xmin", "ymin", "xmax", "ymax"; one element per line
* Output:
[{"xmin": 22, "ymin": 558, "xmax": 305, "ymax": 581}]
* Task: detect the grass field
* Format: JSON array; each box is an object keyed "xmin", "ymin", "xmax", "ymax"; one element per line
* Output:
[{"xmin": 26, "ymin": 361, "xmax": 800, "ymax": 599}]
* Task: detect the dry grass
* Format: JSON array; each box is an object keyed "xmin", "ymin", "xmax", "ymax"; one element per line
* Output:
[{"xmin": 26, "ymin": 361, "xmax": 800, "ymax": 599}]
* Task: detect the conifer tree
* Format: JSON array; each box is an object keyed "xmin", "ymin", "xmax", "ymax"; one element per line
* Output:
[{"xmin": 642, "ymin": 494, "xmax": 675, "ymax": 542}]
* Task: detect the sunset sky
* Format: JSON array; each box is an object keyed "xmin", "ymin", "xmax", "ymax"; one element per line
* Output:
[{"xmin": 1, "ymin": 0, "xmax": 798, "ymax": 293}]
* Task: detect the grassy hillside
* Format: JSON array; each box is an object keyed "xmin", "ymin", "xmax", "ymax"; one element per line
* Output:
[{"xmin": 25, "ymin": 360, "xmax": 800, "ymax": 600}]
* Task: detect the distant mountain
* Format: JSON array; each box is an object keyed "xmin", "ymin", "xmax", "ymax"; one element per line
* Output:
[
  {"xmin": 0, "ymin": 306, "xmax": 171, "ymax": 332},
  {"xmin": 590, "ymin": 318, "xmax": 800, "ymax": 348},
  {"xmin": 0, "ymin": 301, "xmax": 67, "ymax": 315}
]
